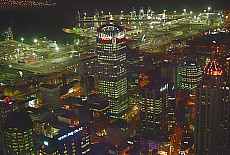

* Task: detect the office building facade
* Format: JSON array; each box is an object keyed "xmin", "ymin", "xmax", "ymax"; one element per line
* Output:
[
  {"xmin": 40, "ymin": 84, "xmax": 60, "ymax": 110},
  {"xmin": 3, "ymin": 112, "xmax": 34, "ymax": 155},
  {"xmin": 97, "ymin": 24, "xmax": 128, "ymax": 118},
  {"xmin": 180, "ymin": 61, "xmax": 203, "ymax": 91},
  {"xmin": 40, "ymin": 126, "xmax": 91, "ymax": 155},
  {"xmin": 140, "ymin": 75, "xmax": 169, "ymax": 135}
]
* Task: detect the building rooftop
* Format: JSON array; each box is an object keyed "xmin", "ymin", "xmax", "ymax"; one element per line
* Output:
[
  {"xmin": 203, "ymin": 59, "xmax": 224, "ymax": 76},
  {"xmin": 107, "ymin": 119, "xmax": 130, "ymax": 129},
  {"xmin": 88, "ymin": 94, "xmax": 109, "ymax": 111},
  {"xmin": 40, "ymin": 84, "xmax": 58, "ymax": 89},
  {"xmin": 0, "ymin": 95, "xmax": 16, "ymax": 107},
  {"xmin": 97, "ymin": 24, "xmax": 124, "ymax": 33},
  {"xmin": 4, "ymin": 111, "xmax": 33, "ymax": 131},
  {"xmin": 183, "ymin": 61, "xmax": 198, "ymax": 67},
  {"xmin": 24, "ymin": 106, "xmax": 51, "ymax": 116}
]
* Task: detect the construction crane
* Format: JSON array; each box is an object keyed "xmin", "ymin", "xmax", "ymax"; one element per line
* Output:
[{"xmin": 2, "ymin": 27, "xmax": 13, "ymax": 41}]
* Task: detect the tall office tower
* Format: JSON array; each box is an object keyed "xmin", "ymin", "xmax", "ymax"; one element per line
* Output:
[
  {"xmin": 140, "ymin": 74, "xmax": 169, "ymax": 136},
  {"xmin": 40, "ymin": 84, "xmax": 60, "ymax": 110},
  {"xmin": 97, "ymin": 24, "xmax": 128, "ymax": 119},
  {"xmin": 78, "ymin": 55, "xmax": 98, "ymax": 98},
  {"xmin": 219, "ymin": 76, "xmax": 230, "ymax": 154},
  {"xmin": 3, "ymin": 112, "xmax": 34, "ymax": 155},
  {"xmin": 161, "ymin": 62, "xmax": 180, "ymax": 89},
  {"xmin": 195, "ymin": 59, "xmax": 225, "ymax": 155},
  {"xmin": 180, "ymin": 61, "xmax": 203, "ymax": 91},
  {"xmin": 126, "ymin": 47, "xmax": 140, "ymax": 87}
]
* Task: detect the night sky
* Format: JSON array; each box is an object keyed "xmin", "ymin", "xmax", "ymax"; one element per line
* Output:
[
  {"xmin": 0, "ymin": 0, "xmax": 229, "ymax": 44},
  {"xmin": 60, "ymin": 0, "xmax": 230, "ymax": 13}
]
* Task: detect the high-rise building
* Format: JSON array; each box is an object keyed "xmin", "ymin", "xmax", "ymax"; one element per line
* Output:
[
  {"xmin": 126, "ymin": 47, "xmax": 140, "ymax": 87},
  {"xmin": 78, "ymin": 55, "xmax": 97, "ymax": 98},
  {"xmin": 3, "ymin": 112, "xmax": 34, "ymax": 155},
  {"xmin": 97, "ymin": 24, "xmax": 128, "ymax": 119},
  {"xmin": 140, "ymin": 74, "xmax": 169, "ymax": 135},
  {"xmin": 194, "ymin": 59, "xmax": 227, "ymax": 154},
  {"xmin": 161, "ymin": 62, "xmax": 180, "ymax": 89},
  {"xmin": 40, "ymin": 84, "xmax": 60, "ymax": 110},
  {"xmin": 180, "ymin": 61, "xmax": 203, "ymax": 91}
]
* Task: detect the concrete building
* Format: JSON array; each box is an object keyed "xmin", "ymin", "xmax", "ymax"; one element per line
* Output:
[
  {"xmin": 194, "ymin": 59, "xmax": 228, "ymax": 154},
  {"xmin": 140, "ymin": 73, "xmax": 170, "ymax": 136},
  {"xmin": 40, "ymin": 84, "xmax": 60, "ymax": 110}
]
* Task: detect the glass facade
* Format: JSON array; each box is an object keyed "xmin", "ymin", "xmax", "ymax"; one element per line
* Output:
[
  {"xmin": 180, "ymin": 61, "xmax": 203, "ymax": 91},
  {"xmin": 97, "ymin": 24, "xmax": 128, "ymax": 118}
]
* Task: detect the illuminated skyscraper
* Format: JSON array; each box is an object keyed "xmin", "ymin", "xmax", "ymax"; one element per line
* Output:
[
  {"xmin": 97, "ymin": 24, "xmax": 128, "ymax": 119},
  {"xmin": 194, "ymin": 59, "xmax": 230, "ymax": 154},
  {"xmin": 180, "ymin": 61, "xmax": 203, "ymax": 91},
  {"xmin": 140, "ymin": 74, "xmax": 169, "ymax": 135}
]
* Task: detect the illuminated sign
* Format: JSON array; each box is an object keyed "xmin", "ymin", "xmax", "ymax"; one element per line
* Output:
[
  {"xmin": 101, "ymin": 37, "xmax": 111, "ymax": 41},
  {"xmin": 29, "ymin": 99, "xmax": 37, "ymax": 107},
  {"xmin": 44, "ymin": 141, "xmax": 48, "ymax": 146},
  {"xmin": 160, "ymin": 84, "xmax": 168, "ymax": 92},
  {"xmin": 117, "ymin": 35, "xmax": 124, "ymax": 39},
  {"xmin": 58, "ymin": 127, "xmax": 83, "ymax": 141}
]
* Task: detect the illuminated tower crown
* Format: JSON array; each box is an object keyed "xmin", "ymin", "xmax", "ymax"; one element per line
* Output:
[{"xmin": 203, "ymin": 59, "xmax": 224, "ymax": 76}]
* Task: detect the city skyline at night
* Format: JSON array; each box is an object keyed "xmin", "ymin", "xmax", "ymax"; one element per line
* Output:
[{"xmin": 0, "ymin": 1, "xmax": 230, "ymax": 155}]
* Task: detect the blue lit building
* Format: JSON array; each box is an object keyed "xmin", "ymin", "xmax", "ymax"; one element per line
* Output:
[
  {"xmin": 97, "ymin": 24, "xmax": 128, "ymax": 119},
  {"xmin": 180, "ymin": 61, "xmax": 203, "ymax": 91},
  {"xmin": 40, "ymin": 126, "xmax": 91, "ymax": 155}
]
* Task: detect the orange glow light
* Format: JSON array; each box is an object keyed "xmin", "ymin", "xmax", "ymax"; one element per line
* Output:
[{"xmin": 101, "ymin": 37, "xmax": 110, "ymax": 41}]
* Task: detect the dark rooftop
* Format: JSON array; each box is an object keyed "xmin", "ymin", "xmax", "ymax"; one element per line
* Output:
[
  {"xmin": 40, "ymin": 84, "xmax": 58, "ymax": 89},
  {"xmin": 4, "ymin": 111, "xmax": 33, "ymax": 131},
  {"xmin": 107, "ymin": 119, "xmax": 130, "ymax": 129}
]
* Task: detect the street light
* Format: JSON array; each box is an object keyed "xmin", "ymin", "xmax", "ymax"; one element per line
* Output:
[
  {"xmin": 21, "ymin": 38, "xmax": 24, "ymax": 50},
  {"xmin": 55, "ymin": 47, "xmax": 59, "ymax": 52},
  {"xmin": 34, "ymin": 39, "xmax": 38, "ymax": 49},
  {"xmin": 21, "ymin": 38, "xmax": 24, "ymax": 44}
]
